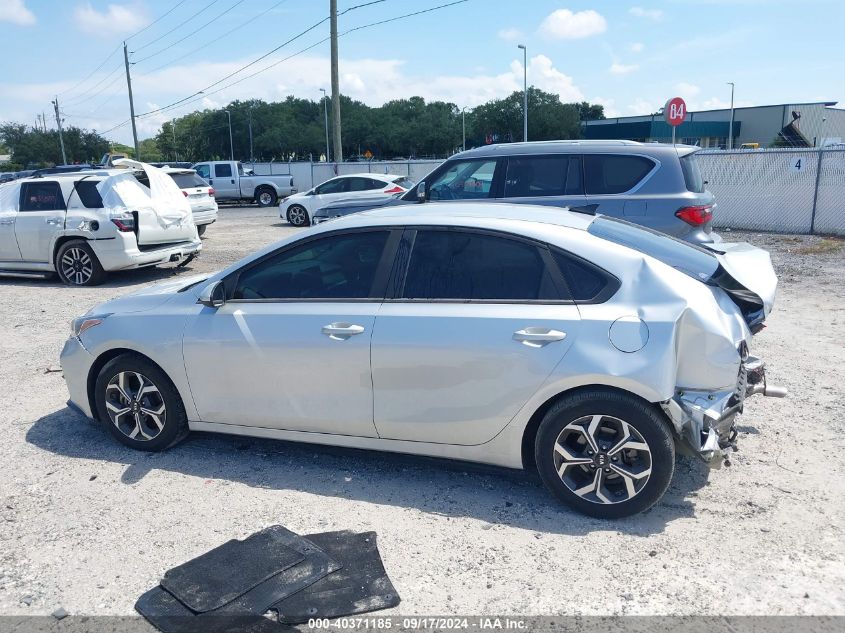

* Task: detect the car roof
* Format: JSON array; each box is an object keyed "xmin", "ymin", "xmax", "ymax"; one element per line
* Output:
[
  {"xmin": 329, "ymin": 172, "xmax": 404, "ymax": 180},
  {"xmin": 454, "ymin": 139, "xmax": 699, "ymax": 159},
  {"xmin": 161, "ymin": 167, "xmax": 197, "ymax": 175},
  {"xmin": 331, "ymin": 201, "xmax": 596, "ymax": 231}
]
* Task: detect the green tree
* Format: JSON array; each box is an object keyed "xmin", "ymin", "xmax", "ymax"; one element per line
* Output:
[{"xmin": 0, "ymin": 123, "xmax": 110, "ymax": 167}]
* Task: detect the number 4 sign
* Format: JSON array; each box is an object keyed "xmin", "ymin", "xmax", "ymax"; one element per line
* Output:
[{"xmin": 790, "ymin": 157, "xmax": 805, "ymax": 172}]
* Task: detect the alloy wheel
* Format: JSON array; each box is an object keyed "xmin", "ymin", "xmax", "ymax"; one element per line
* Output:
[
  {"xmin": 60, "ymin": 247, "xmax": 93, "ymax": 285},
  {"xmin": 553, "ymin": 414, "xmax": 652, "ymax": 505},
  {"xmin": 288, "ymin": 206, "xmax": 307, "ymax": 226},
  {"xmin": 259, "ymin": 191, "xmax": 273, "ymax": 205},
  {"xmin": 104, "ymin": 371, "xmax": 167, "ymax": 441}
]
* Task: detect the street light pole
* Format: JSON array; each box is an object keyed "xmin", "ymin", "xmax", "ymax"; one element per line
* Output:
[
  {"xmin": 320, "ymin": 88, "xmax": 330, "ymax": 162},
  {"xmin": 727, "ymin": 82, "xmax": 735, "ymax": 150},
  {"xmin": 224, "ymin": 110, "xmax": 234, "ymax": 161},
  {"xmin": 518, "ymin": 44, "xmax": 527, "ymax": 142},
  {"xmin": 461, "ymin": 106, "xmax": 467, "ymax": 152}
]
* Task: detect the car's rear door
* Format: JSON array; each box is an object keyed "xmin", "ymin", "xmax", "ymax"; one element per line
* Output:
[
  {"xmin": 0, "ymin": 181, "xmax": 22, "ymax": 261},
  {"xmin": 14, "ymin": 180, "xmax": 66, "ymax": 262},
  {"xmin": 182, "ymin": 228, "xmax": 401, "ymax": 436},
  {"xmin": 370, "ymin": 227, "xmax": 582, "ymax": 445},
  {"xmin": 500, "ymin": 154, "xmax": 587, "ymax": 209},
  {"xmin": 583, "ymin": 153, "xmax": 658, "ymax": 218}
]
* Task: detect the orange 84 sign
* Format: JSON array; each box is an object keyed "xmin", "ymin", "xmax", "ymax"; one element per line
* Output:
[{"xmin": 664, "ymin": 97, "xmax": 687, "ymax": 126}]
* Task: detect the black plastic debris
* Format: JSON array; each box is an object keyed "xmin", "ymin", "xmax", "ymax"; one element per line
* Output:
[
  {"xmin": 275, "ymin": 531, "xmax": 400, "ymax": 624},
  {"xmin": 136, "ymin": 525, "xmax": 400, "ymax": 633}
]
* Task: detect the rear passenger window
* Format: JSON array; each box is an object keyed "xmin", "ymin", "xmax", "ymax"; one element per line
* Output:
[
  {"xmin": 20, "ymin": 181, "xmax": 65, "ymax": 211},
  {"xmin": 680, "ymin": 154, "xmax": 705, "ymax": 193},
  {"xmin": 402, "ymin": 230, "xmax": 560, "ymax": 301},
  {"xmin": 584, "ymin": 155, "xmax": 654, "ymax": 195},
  {"xmin": 552, "ymin": 250, "xmax": 616, "ymax": 302},
  {"xmin": 504, "ymin": 156, "xmax": 583, "ymax": 197},
  {"xmin": 214, "ymin": 163, "xmax": 232, "ymax": 178},
  {"xmin": 74, "ymin": 181, "xmax": 103, "ymax": 208}
]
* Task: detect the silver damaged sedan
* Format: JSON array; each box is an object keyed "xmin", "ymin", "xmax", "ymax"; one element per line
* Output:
[{"xmin": 60, "ymin": 203, "xmax": 786, "ymax": 518}]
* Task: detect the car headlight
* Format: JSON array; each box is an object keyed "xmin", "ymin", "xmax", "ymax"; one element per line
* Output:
[{"xmin": 71, "ymin": 314, "xmax": 110, "ymax": 337}]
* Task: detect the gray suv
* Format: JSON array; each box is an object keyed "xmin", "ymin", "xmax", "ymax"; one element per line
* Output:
[{"xmin": 312, "ymin": 140, "xmax": 717, "ymax": 243}]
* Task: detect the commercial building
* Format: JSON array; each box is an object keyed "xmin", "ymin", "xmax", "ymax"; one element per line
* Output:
[{"xmin": 582, "ymin": 101, "xmax": 845, "ymax": 149}]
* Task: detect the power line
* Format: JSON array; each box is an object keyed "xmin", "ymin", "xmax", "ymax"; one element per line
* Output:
[
  {"xmin": 63, "ymin": 67, "xmax": 124, "ymax": 107},
  {"xmin": 139, "ymin": 0, "xmax": 292, "ymax": 76},
  {"xmin": 137, "ymin": 0, "xmax": 389, "ymax": 119},
  {"xmin": 126, "ymin": 0, "xmax": 191, "ymax": 41},
  {"xmin": 137, "ymin": 0, "xmax": 467, "ymax": 120},
  {"xmin": 133, "ymin": 0, "xmax": 247, "ymax": 65},
  {"xmin": 133, "ymin": 0, "xmax": 223, "ymax": 53}
]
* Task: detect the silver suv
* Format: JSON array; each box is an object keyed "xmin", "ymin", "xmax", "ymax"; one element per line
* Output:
[{"xmin": 313, "ymin": 141, "xmax": 717, "ymax": 244}]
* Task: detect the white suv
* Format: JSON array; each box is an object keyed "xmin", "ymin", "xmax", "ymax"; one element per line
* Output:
[
  {"xmin": 163, "ymin": 167, "xmax": 218, "ymax": 237},
  {"xmin": 0, "ymin": 166, "xmax": 201, "ymax": 286}
]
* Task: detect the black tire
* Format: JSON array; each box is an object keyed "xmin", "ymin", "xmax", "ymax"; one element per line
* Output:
[
  {"xmin": 94, "ymin": 353, "xmax": 189, "ymax": 452},
  {"xmin": 255, "ymin": 187, "xmax": 278, "ymax": 207},
  {"xmin": 55, "ymin": 240, "xmax": 106, "ymax": 286},
  {"xmin": 534, "ymin": 388, "xmax": 675, "ymax": 519},
  {"xmin": 197, "ymin": 224, "xmax": 207, "ymax": 237},
  {"xmin": 286, "ymin": 204, "xmax": 310, "ymax": 227}
]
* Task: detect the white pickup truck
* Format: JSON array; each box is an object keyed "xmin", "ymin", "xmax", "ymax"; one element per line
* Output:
[{"xmin": 192, "ymin": 161, "xmax": 295, "ymax": 207}]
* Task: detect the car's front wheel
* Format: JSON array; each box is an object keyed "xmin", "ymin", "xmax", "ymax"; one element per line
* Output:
[
  {"xmin": 55, "ymin": 240, "xmax": 106, "ymax": 286},
  {"xmin": 535, "ymin": 389, "xmax": 675, "ymax": 518},
  {"xmin": 94, "ymin": 353, "xmax": 189, "ymax": 451},
  {"xmin": 287, "ymin": 204, "xmax": 310, "ymax": 227}
]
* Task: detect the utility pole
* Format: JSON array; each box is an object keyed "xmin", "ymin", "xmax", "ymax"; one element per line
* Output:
[
  {"xmin": 320, "ymin": 88, "xmax": 330, "ymax": 161},
  {"xmin": 727, "ymin": 82, "xmax": 735, "ymax": 150},
  {"xmin": 123, "ymin": 42, "xmax": 140, "ymax": 159},
  {"xmin": 517, "ymin": 44, "xmax": 527, "ymax": 142},
  {"xmin": 248, "ymin": 107, "xmax": 254, "ymax": 165},
  {"xmin": 461, "ymin": 106, "xmax": 467, "ymax": 152},
  {"xmin": 171, "ymin": 118, "xmax": 177, "ymax": 161},
  {"xmin": 330, "ymin": 0, "xmax": 343, "ymax": 162},
  {"xmin": 224, "ymin": 110, "xmax": 234, "ymax": 161},
  {"xmin": 52, "ymin": 97, "xmax": 68, "ymax": 164},
  {"xmin": 42, "ymin": 111, "xmax": 47, "ymax": 132}
]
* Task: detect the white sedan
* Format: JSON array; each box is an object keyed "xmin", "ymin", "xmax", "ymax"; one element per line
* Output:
[
  {"xmin": 281, "ymin": 173, "xmax": 413, "ymax": 227},
  {"xmin": 163, "ymin": 168, "xmax": 218, "ymax": 237}
]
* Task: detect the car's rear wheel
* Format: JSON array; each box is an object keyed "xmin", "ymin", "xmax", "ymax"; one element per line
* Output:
[
  {"xmin": 256, "ymin": 187, "xmax": 277, "ymax": 207},
  {"xmin": 287, "ymin": 204, "xmax": 310, "ymax": 227},
  {"xmin": 94, "ymin": 353, "xmax": 189, "ymax": 451},
  {"xmin": 534, "ymin": 389, "xmax": 675, "ymax": 518},
  {"xmin": 55, "ymin": 240, "xmax": 106, "ymax": 286},
  {"xmin": 197, "ymin": 224, "xmax": 207, "ymax": 237}
]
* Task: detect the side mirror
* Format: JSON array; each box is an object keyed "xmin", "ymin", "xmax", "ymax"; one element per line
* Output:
[
  {"xmin": 416, "ymin": 181, "xmax": 426, "ymax": 202},
  {"xmin": 198, "ymin": 280, "xmax": 226, "ymax": 308}
]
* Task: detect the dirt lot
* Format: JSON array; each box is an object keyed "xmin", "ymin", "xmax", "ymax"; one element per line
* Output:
[{"xmin": 0, "ymin": 208, "xmax": 843, "ymax": 620}]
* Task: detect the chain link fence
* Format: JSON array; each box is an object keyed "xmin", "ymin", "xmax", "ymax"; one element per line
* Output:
[
  {"xmin": 697, "ymin": 147, "xmax": 845, "ymax": 235},
  {"xmin": 247, "ymin": 160, "xmax": 441, "ymax": 191}
]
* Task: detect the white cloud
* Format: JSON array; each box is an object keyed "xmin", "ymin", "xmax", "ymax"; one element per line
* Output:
[
  {"xmin": 628, "ymin": 98, "xmax": 657, "ymax": 115},
  {"xmin": 675, "ymin": 82, "xmax": 701, "ymax": 97},
  {"xmin": 539, "ymin": 9, "xmax": 607, "ymax": 39},
  {"xmin": 0, "ymin": 0, "xmax": 35, "ymax": 25},
  {"xmin": 591, "ymin": 96, "xmax": 619, "ymax": 118},
  {"xmin": 629, "ymin": 7, "xmax": 664, "ymax": 20},
  {"xmin": 497, "ymin": 27, "xmax": 523, "ymax": 42},
  {"xmin": 630, "ymin": 42, "xmax": 644, "ymax": 53},
  {"xmin": 609, "ymin": 62, "xmax": 639, "ymax": 75},
  {"xmin": 73, "ymin": 2, "xmax": 149, "ymax": 35}
]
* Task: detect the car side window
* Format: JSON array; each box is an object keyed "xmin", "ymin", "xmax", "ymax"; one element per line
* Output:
[
  {"xmin": 73, "ymin": 181, "xmax": 104, "ymax": 208},
  {"xmin": 401, "ymin": 230, "xmax": 561, "ymax": 301},
  {"xmin": 504, "ymin": 155, "xmax": 583, "ymax": 198},
  {"xmin": 19, "ymin": 181, "xmax": 66, "ymax": 211},
  {"xmin": 347, "ymin": 177, "xmax": 376, "ymax": 192},
  {"xmin": 428, "ymin": 160, "xmax": 498, "ymax": 201},
  {"xmin": 232, "ymin": 231, "xmax": 390, "ymax": 300},
  {"xmin": 366, "ymin": 178, "xmax": 387, "ymax": 190},
  {"xmin": 551, "ymin": 250, "xmax": 617, "ymax": 303},
  {"xmin": 195, "ymin": 164, "xmax": 210, "ymax": 179},
  {"xmin": 314, "ymin": 178, "xmax": 348, "ymax": 195},
  {"xmin": 584, "ymin": 154, "xmax": 655, "ymax": 195},
  {"xmin": 214, "ymin": 163, "xmax": 233, "ymax": 178}
]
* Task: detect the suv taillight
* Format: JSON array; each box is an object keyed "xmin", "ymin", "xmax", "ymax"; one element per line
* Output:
[
  {"xmin": 675, "ymin": 204, "xmax": 713, "ymax": 226},
  {"xmin": 208, "ymin": 187, "xmax": 215, "ymax": 196},
  {"xmin": 111, "ymin": 215, "xmax": 135, "ymax": 232}
]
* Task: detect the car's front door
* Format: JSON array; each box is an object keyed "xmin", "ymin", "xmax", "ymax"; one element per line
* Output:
[
  {"xmin": 309, "ymin": 177, "xmax": 351, "ymax": 213},
  {"xmin": 182, "ymin": 228, "xmax": 399, "ymax": 436},
  {"xmin": 211, "ymin": 163, "xmax": 238, "ymax": 198},
  {"xmin": 14, "ymin": 180, "xmax": 66, "ymax": 262},
  {"xmin": 371, "ymin": 228, "xmax": 582, "ymax": 446}
]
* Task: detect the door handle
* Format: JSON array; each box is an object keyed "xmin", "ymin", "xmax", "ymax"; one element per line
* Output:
[
  {"xmin": 0, "ymin": 218, "xmax": 14, "ymax": 225},
  {"xmin": 513, "ymin": 328, "xmax": 567, "ymax": 347},
  {"xmin": 45, "ymin": 217, "xmax": 63, "ymax": 226},
  {"xmin": 322, "ymin": 322, "xmax": 365, "ymax": 340}
]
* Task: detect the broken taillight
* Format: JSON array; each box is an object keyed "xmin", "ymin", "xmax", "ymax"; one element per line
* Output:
[
  {"xmin": 111, "ymin": 215, "xmax": 135, "ymax": 232},
  {"xmin": 208, "ymin": 187, "xmax": 215, "ymax": 196},
  {"xmin": 675, "ymin": 205, "xmax": 713, "ymax": 226},
  {"xmin": 182, "ymin": 191, "xmax": 189, "ymax": 197}
]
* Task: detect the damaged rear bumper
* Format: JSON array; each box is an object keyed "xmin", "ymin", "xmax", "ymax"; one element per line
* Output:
[{"xmin": 661, "ymin": 355, "xmax": 787, "ymax": 467}]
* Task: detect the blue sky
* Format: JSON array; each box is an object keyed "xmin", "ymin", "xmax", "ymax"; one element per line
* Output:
[{"xmin": 1, "ymin": 0, "xmax": 843, "ymax": 145}]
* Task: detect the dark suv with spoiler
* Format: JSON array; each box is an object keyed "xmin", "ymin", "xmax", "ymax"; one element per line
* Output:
[{"xmin": 312, "ymin": 140, "xmax": 717, "ymax": 244}]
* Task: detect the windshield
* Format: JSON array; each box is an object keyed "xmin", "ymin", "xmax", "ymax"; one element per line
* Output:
[
  {"xmin": 170, "ymin": 173, "xmax": 209, "ymax": 188},
  {"xmin": 588, "ymin": 216, "xmax": 718, "ymax": 281}
]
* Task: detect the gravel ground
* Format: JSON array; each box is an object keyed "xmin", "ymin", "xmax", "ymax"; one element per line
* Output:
[{"xmin": 0, "ymin": 208, "xmax": 843, "ymax": 620}]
